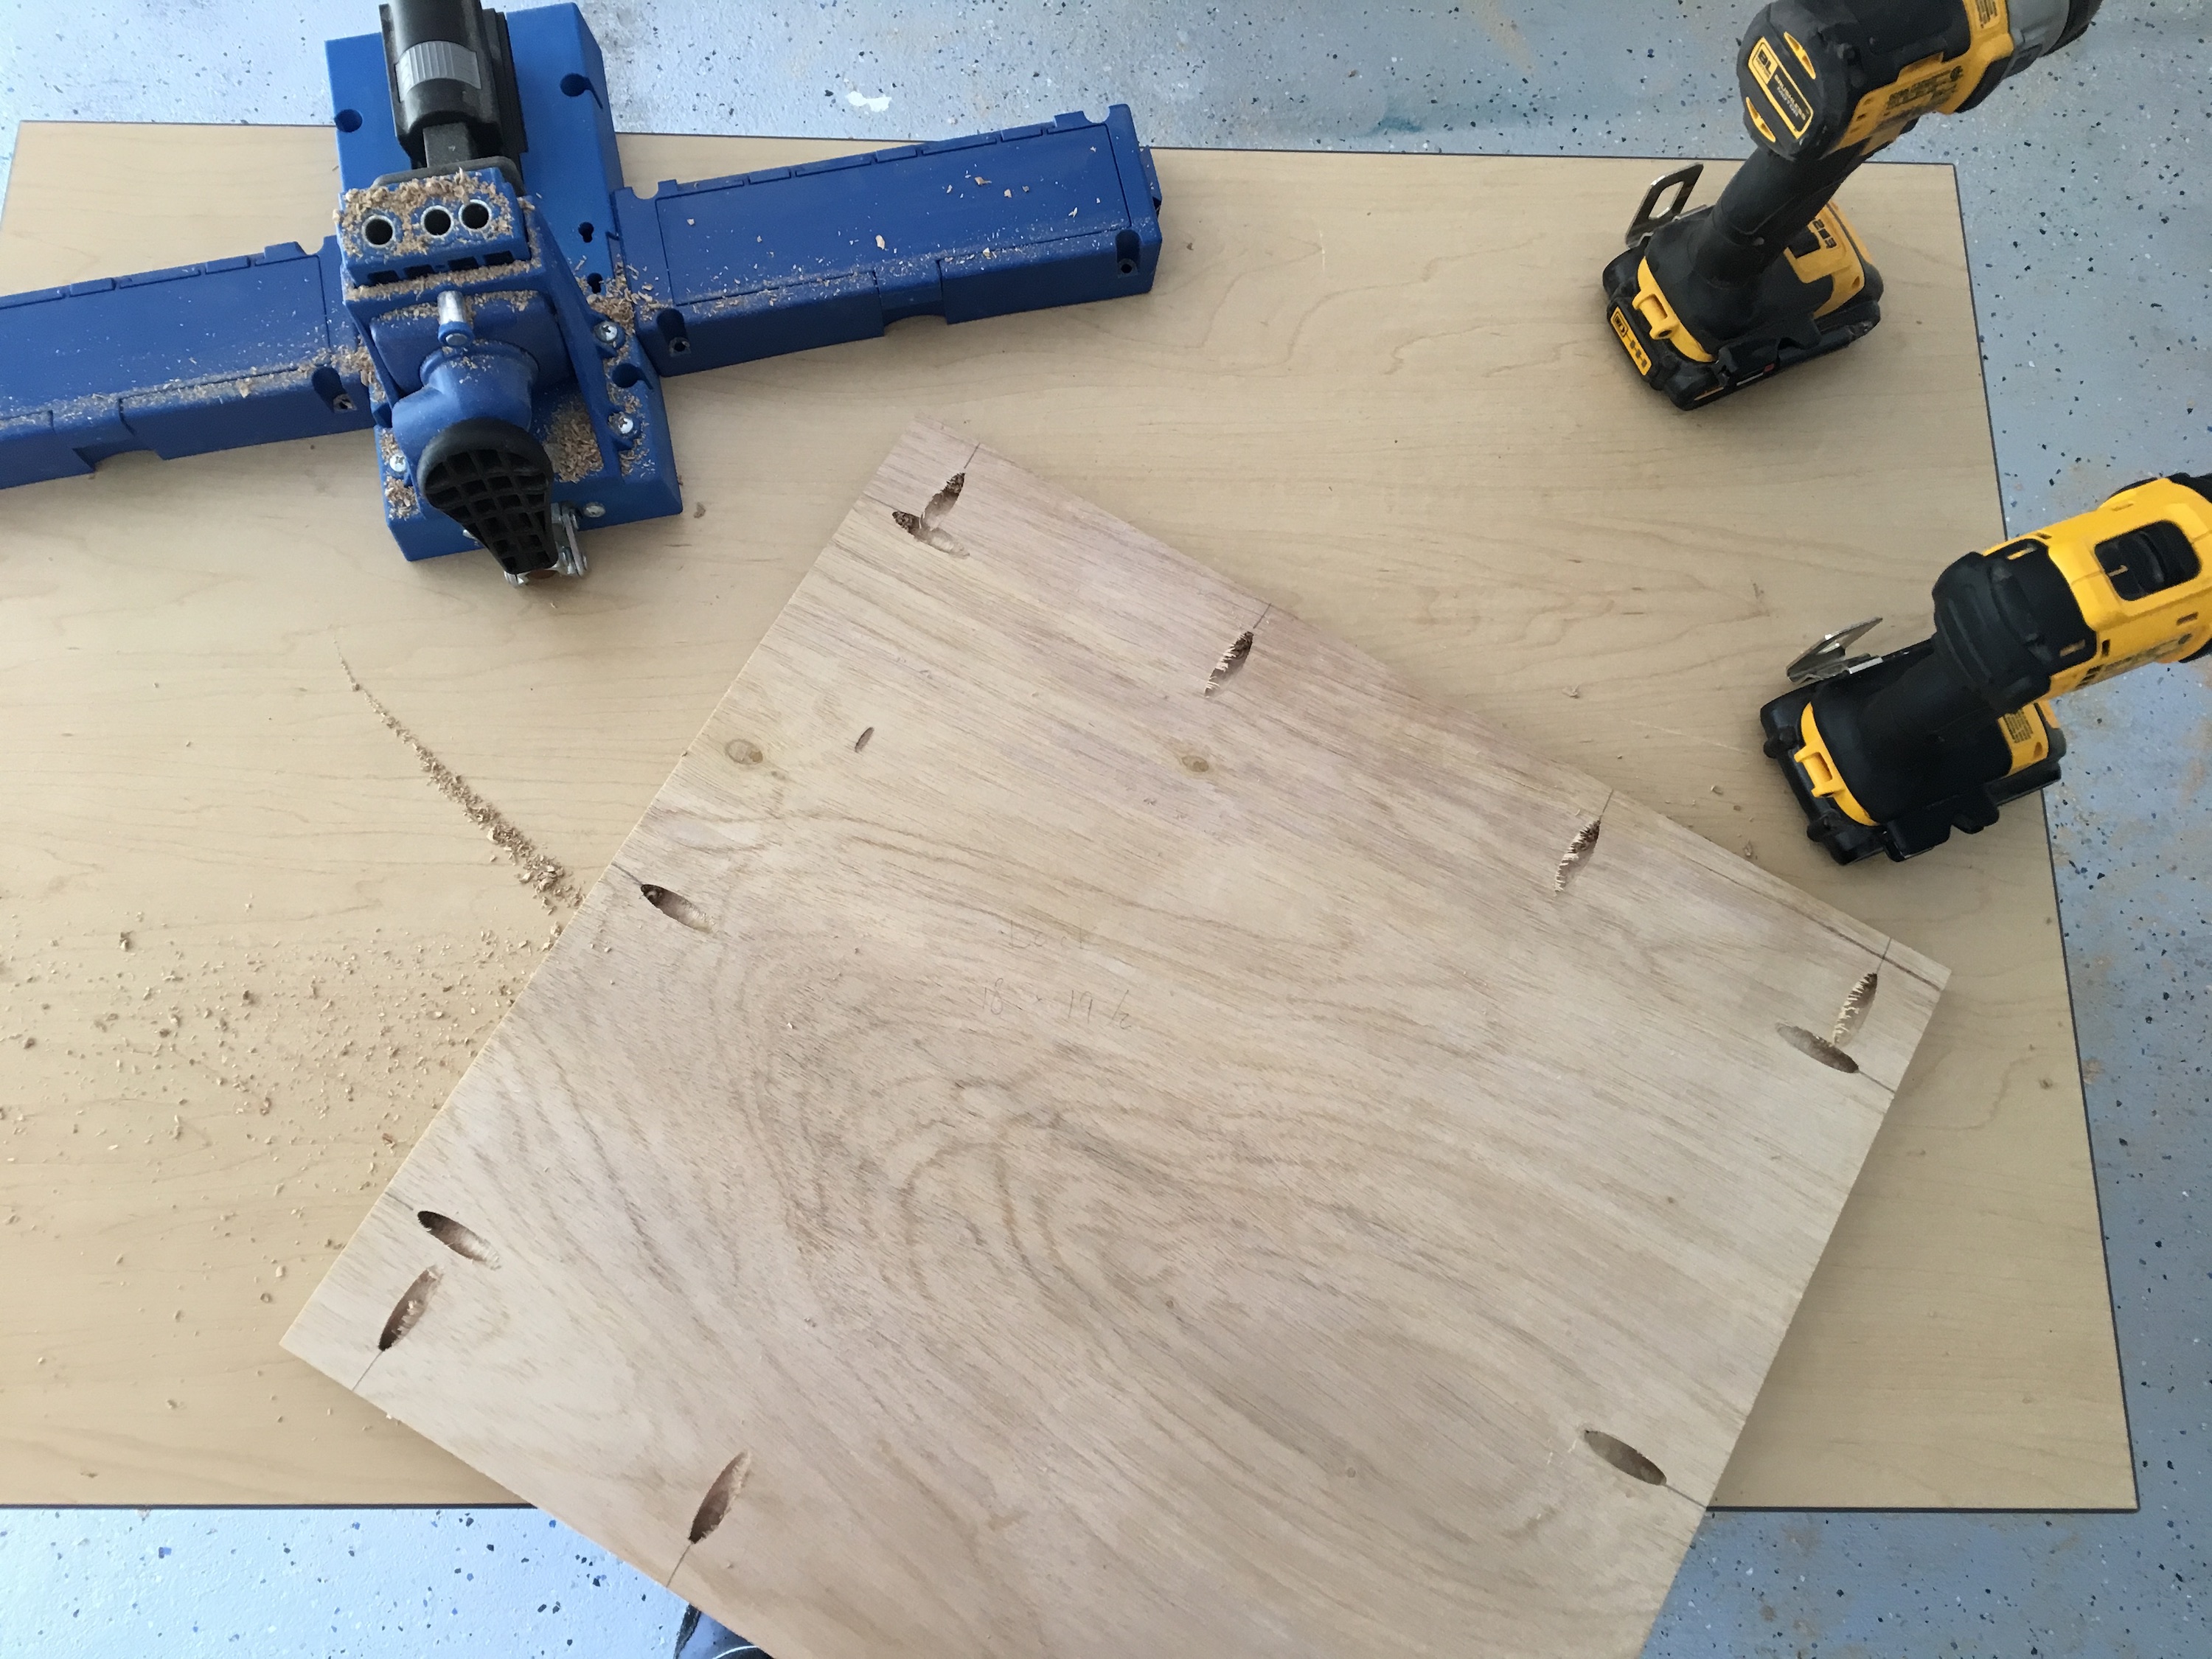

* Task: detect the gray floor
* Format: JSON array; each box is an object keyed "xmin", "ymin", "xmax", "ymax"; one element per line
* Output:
[{"xmin": 1, "ymin": 1, "xmax": 2205, "ymax": 1653}]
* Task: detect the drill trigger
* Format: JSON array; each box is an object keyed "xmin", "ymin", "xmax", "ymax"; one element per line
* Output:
[
  {"xmin": 1624, "ymin": 164, "xmax": 1704, "ymax": 247},
  {"xmin": 1784, "ymin": 617, "xmax": 1883, "ymax": 686}
]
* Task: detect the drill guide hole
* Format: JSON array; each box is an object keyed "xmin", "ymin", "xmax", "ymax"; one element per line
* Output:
[
  {"xmin": 362, "ymin": 215, "xmax": 397, "ymax": 247},
  {"xmin": 422, "ymin": 206, "xmax": 453, "ymax": 237},
  {"xmin": 459, "ymin": 200, "xmax": 491, "ymax": 231}
]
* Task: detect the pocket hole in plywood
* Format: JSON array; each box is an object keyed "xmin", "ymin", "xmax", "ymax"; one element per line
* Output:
[
  {"xmin": 1829, "ymin": 971, "xmax": 1879, "ymax": 1046},
  {"xmin": 854, "ymin": 726, "xmax": 874, "ymax": 752},
  {"xmin": 688, "ymin": 1450, "xmax": 754, "ymax": 1544},
  {"xmin": 1204, "ymin": 630, "xmax": 1254, "ymax": 695},
  {"xmin": 639, "ymin": 883, "xmax": 712, "ymax": 933},
  {"xmin": 1554, "ymin": 819, "xmax": 1601, "ymax": 892},
  {"xmin": 417, "ymin": 1211, "xmax": 500, "ymax": 1267},
  {"xmin": 1776, "ymin": 1023, "xmax": 1860, "ymax": 1073},
  {"xmin": 1582, "ymin": 1428, "xmax": 1665, "ymax": 1486},
  {"xmin": 378, "ymin": 1267, "xmax": 441, "ymax": 1351},
  {"xmin": 891, "ymin": 472, "xmax": 967, "ymax": 555},
  {"xmin": 920, "ymin": 470, "xmax": 964, "ymax": 524}
]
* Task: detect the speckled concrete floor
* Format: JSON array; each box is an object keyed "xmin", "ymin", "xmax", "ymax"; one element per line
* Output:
[
  {"xmin": 1, "ymin": 3, "xmax": 2206, "ymax": 1655},
  {"xmin": 0, "ymin": 1509, "xmax": 670, "ymax": 1653}
]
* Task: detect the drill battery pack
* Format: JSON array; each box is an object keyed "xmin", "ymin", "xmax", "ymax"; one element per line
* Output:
[
  {"xmin": 1603, "ymin": 203, "xmax": 1885, "ymax": 409},
  {"xmin": 1759, "ymin": 644, "xmax": 2067, "ymax": 865}
]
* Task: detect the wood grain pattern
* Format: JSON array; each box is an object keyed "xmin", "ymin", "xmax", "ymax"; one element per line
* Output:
[
  {"xmin": 286, "ymin": 418, "xmax": 1942, "ymax": 1659},
  {"xmin": 0, "ymin": 122, "xmax": 2129, "ymax": 1508}
]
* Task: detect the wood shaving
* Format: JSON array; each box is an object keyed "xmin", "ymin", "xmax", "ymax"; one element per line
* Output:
[
  {"xmin": 585, "ymin": 265, "xmax": 641, "ymax": 330},
  {"xmin": 543, "ymin": 394, "xmax": 605, "ymax": 482},
  {"xmin": 341, "ymin": 658, "xmax": 579, "ymax": 912}
]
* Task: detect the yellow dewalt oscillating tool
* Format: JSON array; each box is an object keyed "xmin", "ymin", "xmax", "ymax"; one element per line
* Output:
[
  {"xmin": 1762, "ymin": 476, "xmax": 2212, "ymax": 863},
  {"xmin": 1604, "ymin": 0, "xmax": 2101, "ymax": 406}
]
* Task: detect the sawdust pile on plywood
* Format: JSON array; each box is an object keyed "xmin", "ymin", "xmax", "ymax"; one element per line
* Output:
[
  {"xmin": 341, "ymin": 660, "xmax": 580, "ymax": 912},
  {"xmin": 0, "ymin": 907, "xmax": 561, "ymax": 1433}
]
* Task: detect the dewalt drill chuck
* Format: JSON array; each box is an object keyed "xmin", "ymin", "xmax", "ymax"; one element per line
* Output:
[
  {"xmin": 1762, "ymin": 475, "xmax": 2212, "ymax": 863},
  {"xmin": 1605, "ymin": 0, "xmax": 2101, "ymax": 407}
]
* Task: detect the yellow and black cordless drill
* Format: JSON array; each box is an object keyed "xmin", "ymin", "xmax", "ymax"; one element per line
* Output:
[
  {"xmin": 1604, "ymin": 0, "xmax": 2100, "ymax": 407},
  {"xmin": 1761, "ymin": 476, "xmax": 2212, "ymax": 863}
]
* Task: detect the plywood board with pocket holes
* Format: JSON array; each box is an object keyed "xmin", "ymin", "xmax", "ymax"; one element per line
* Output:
[
  {"xmin": 287, "ymin": 420, "xmax": 1944, "ymax": 1659},
  {"xmin": 1, "ymin": 125, "xmax": 2127, "ymax": 1511}
]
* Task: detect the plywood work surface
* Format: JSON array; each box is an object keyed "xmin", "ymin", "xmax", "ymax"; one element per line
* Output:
[
  {"xmin": 0, "ymin": 123, "xmax": 2129, "ymax": 1509},
  {"xmin": 285, "ymin": 417, "xmax": 1940, "ymax": 1659}
]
